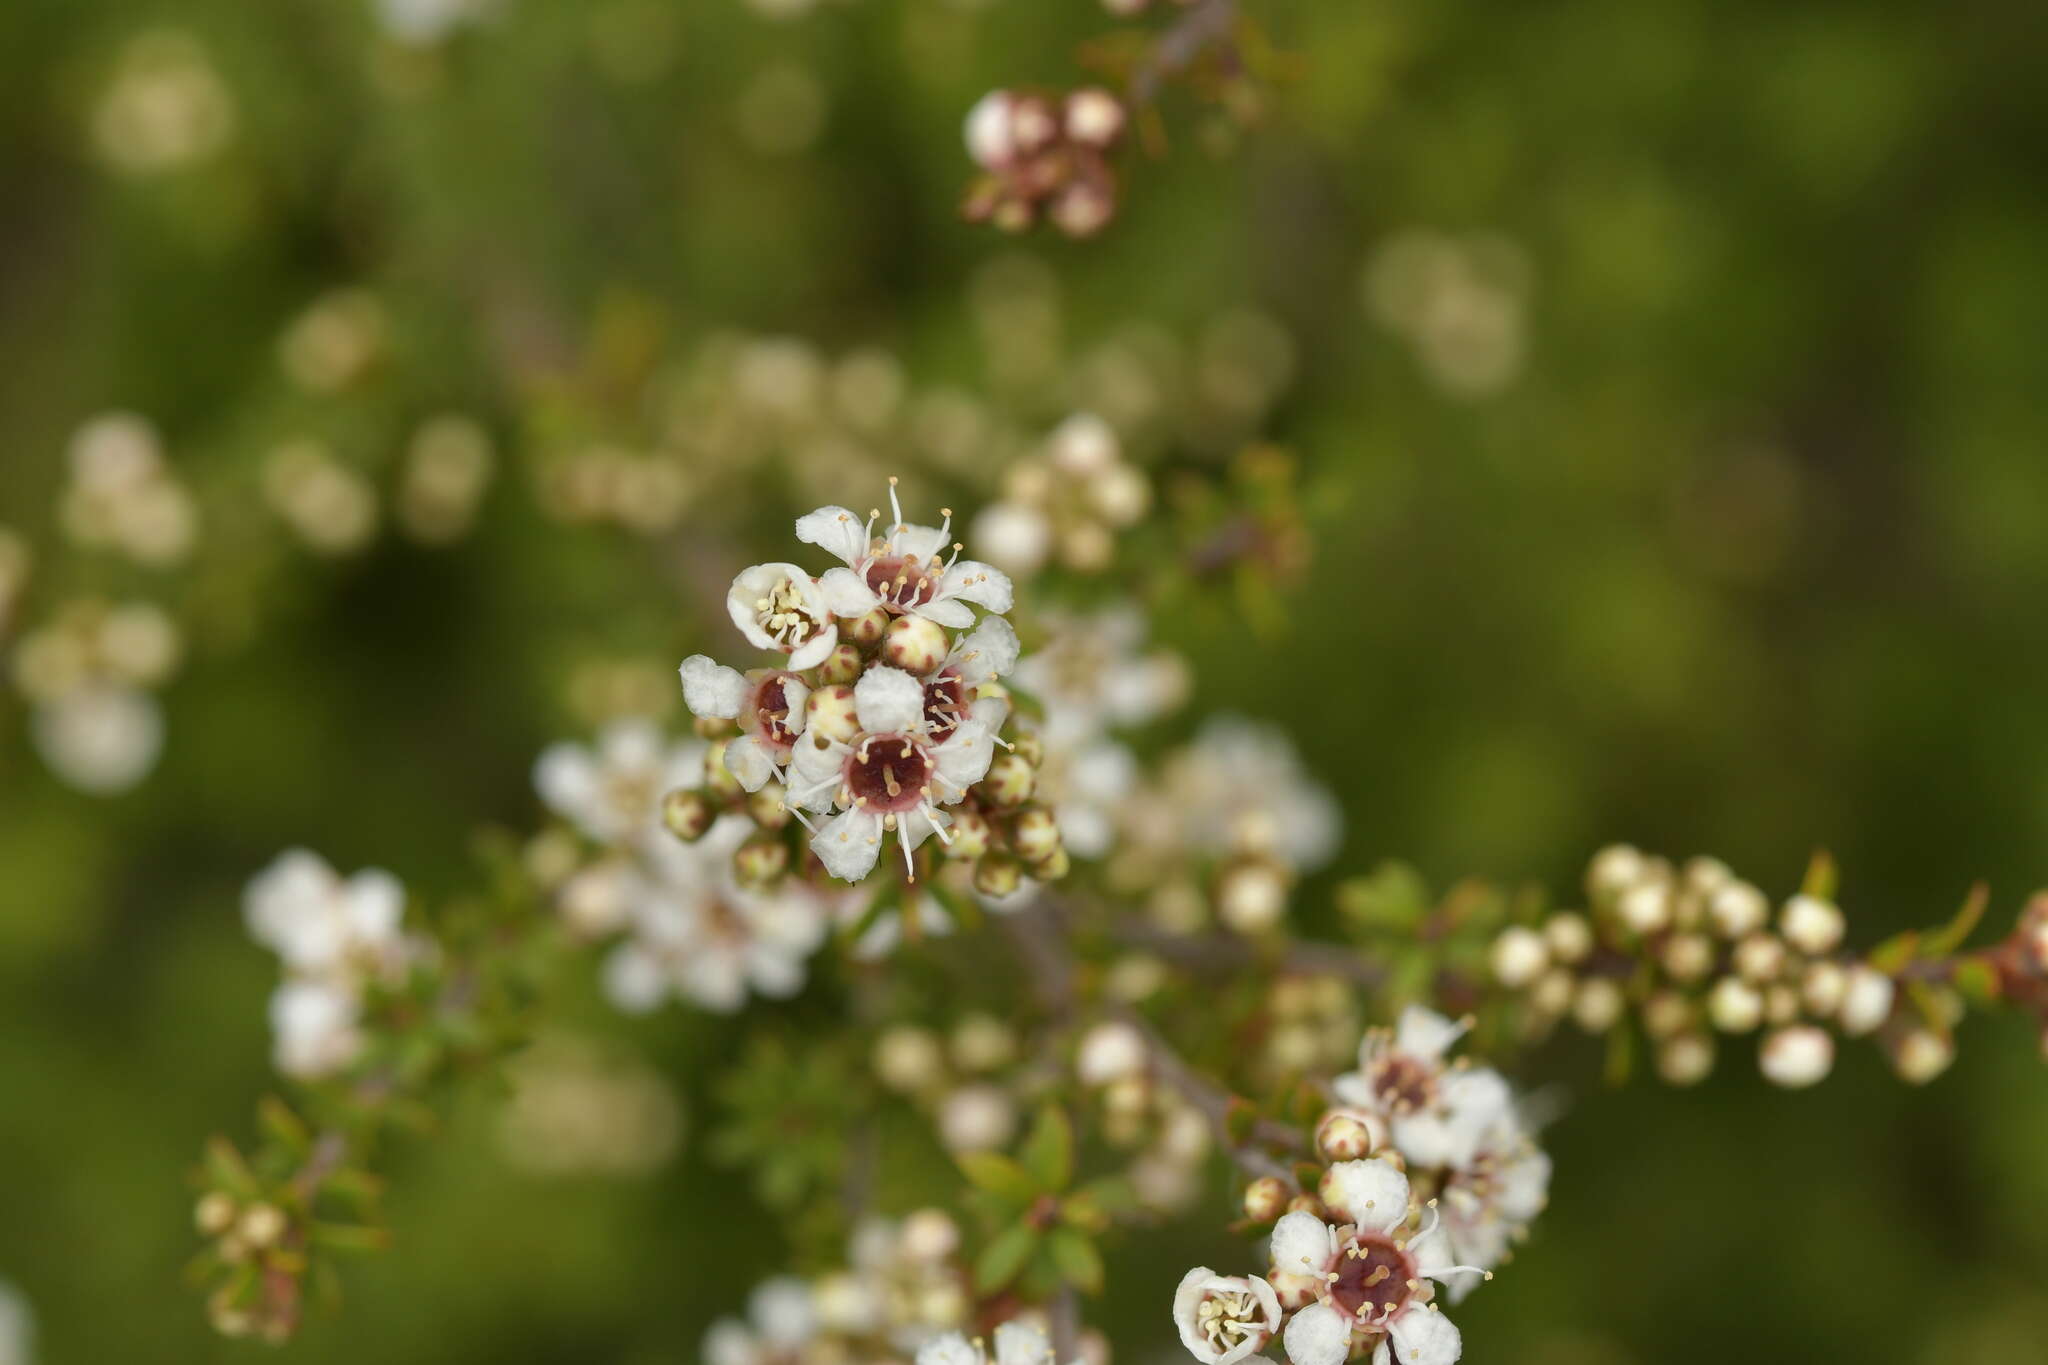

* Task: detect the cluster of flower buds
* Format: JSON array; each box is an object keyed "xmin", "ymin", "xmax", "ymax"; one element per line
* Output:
[
  {"xmin": 971, "ymin": 414, "xmax": 1151, "ymax": 578},
  {"xmin": 1072, "ymin": 1020, "xmax": 1214, "ymax": 1211},
  {"xmin": 704, "ymin": 1214, "xmax": 1037, "ymax": 1365},
  {"xmin": 1194, "ymin": 1008, "xmax": 1545, "ymax": 1365},
  {"xmin": 263, "ymin": 439, "xmax": 381, "ymax": 557},
  {"xmin": 1486, "ymin": 845, "xmax": 1977, "ymax": 1088},
  {"xmin": 872, "ymin": 1015, "xmax": 1027, "ymax": 1157},
  {"xmin": 60, "ymin": 412, "xmax": 200, "ymax": 567},
  {"xmin": 962, "ymin": 88, "xmax": 1128, "ymax": 238},
  {"xmin": 11, "ymin": 596, "xmax": 181, "ymax": 793},
  {"xmin": 674, "ymin": 481, "xmax": 1069, "ymax": 899}
]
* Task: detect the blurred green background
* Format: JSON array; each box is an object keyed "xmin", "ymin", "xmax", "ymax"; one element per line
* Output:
[{"xmin": 3, "ymin": 0, "xmax": 2048, "ymax": 1361}]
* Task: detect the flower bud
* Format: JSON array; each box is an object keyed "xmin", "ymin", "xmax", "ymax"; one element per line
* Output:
[
  {"xmin": 1010, "ymin": 805, "xmax": 1063, "ymax": 865},
  {"xmin": 1076, "ymin": 1019, "xmax": 1149, "ymax": 1086},
  {"xmin": 703, "ymin": 739, "xmax": 742, "ymax": 798},
  {"xmin": 1660, "ymin": 931, "xmax": 1715, "ymax": 984},
  {"xmin": 1530, "ymin": 967, "xmax": 1576, "ymax": 1016},
  {"xmin": 1315, "ymin": 1108, "xmax": 1385, "ymax": 1162},
  {"xmin": 194, "ymin": 1191, "xmax": 238, "ymax": 1236},
  {"xmin": 1007, "ymin": 728, "xmax": 1043, "ymax": 767},
  {"xmin": 974, "ymin": 851, "xmax": 1025, "ymax": 898},
  {"xmin": 1800, "ymin": 960, "xmax": 1848, "ymax": 1017},
  {"xmin": 873, "ymin": 1026, "xmax": 944, "ymax": 1093},
  {"xmin": 943, "ymin": 805, "xmax": 992, "ymax": 860},
  {"xmin": 1732, "ymin": 932, "xmax": 1787, "ymax": 983},
  {"xmin": 901, "ymin": 1208, "xmax": 961, "ymax": 1262},
  {"xmin": 805, "ymin": 684, "xmax": 860, "ymax": 744},
  {"xmin": 1587, "ymin": 843, "xmax": 1646, "ymax": 900},
  {"xmin": 882, "ymin": 614, "xmax": 950, "ymax": 675},
  {"xmin": 1760, "ymin": 1025, "xmax": 1835, "ymax": 1088},
  {"xmin": 661, "ymin": 787, "xmax": 714, "ymax": 842},
  {"xmin": 937, "ymin": 1083, "xmax": 1017, "ymax": 1153},
  {"xmin": 1838, "ymin": 965, "xmax": 1895, "ymax": 1035},
  {"xmin": 842, "ymin": 606, "xmax": 891, "ymax": 649},
  {"xmin": 1708, "ymin": 976, "xmax": 1764, "ymax": 1033},
  {"xmin": 1890, "ymin": 1028, "xmax": 1955, "ymax": 1085},
  {"xmin": 1708, "ymin": 881, "xmax": 1768, "ymax": 939},
  {"xmin": 1543, "ymin": 911, "xmax": 1594, "ymax": 963},
  {"xmin": 1490, "ymin": 925, "xmax": 1550, "ymax": 988},
  {"xmin": 238, "ymin": 1202, "xmax": 287, "ymax": 1249},
  {"xmin": 1217, "ymin": 858, "xmax": 1288, "ymax": 934},
  {"xmin": 1683, "ymin": 856, "xmax": 1733, "ymax": 896},
  {"xmin": 951, "ymin": 1014, "xmax": 1016, "ymax": 1073},
  {"xmin": 1242, "ymin": 1175, "xmax": 1291, "ymax": 1223},
  {"xmin": 979, "ymin": 751, "xmax": 1036, "ymax": 807},
  {"xmin": 691, "ymin": 714, "xmax": 737, "ymax": 740},
  {"xmin": 1780, "ymin": 895, "xmax": 1845, "ymax": 956},
  {"xmin": 1065, "ymin": 88, "xmax": 1126, "ymax": 147},
  {"xmin": 1030, "ymin": 844, "xmax": 1072, "ymax": 882},
  {"xmin": 746, "ymin": 781, "xmax": 791, "ymax": 831},
  {"xmin": 1572, "ymin": 977, "xmax": 1626, "ymax": 1033},
  {"xmin": 1642, "ymin": 989, "xmax": 1693, "ymax": 1039},
  {"xmin": 1763, "ymin": 983, "xmax": 1801, "ymax": 1026},
  {"xmin": 733, "ymin": 833, "xmax": 789, "ymax": 888},
  {"xmin": 817, "ymin": 642, "xmax": 864, "ymax": 685},
  {"xmin": 1656, "ymin": 1032, "xmax": 1715, "ymax": 1086},
  {"xmin": 1617, "ymin": 881, "xmax": 1672, "ymax": 936}
]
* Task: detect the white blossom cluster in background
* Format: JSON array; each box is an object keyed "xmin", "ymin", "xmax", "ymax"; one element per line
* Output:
[
  {"xmin": 531, "ymin": 719, "xmax": 832, "ymax": 1014},
  {"xmin": 370, "ymin": 0, "xmax": 501, "ymax": 46},
  {"xmin": 60, "ymin": 414, "xmax": 199, "ymax": 568},
  {"xmin": 1109, "ymin": 716, "xmax": 1343, "ymax": 935},
  {"xmin": 11, "ymin": 597, "xmax": 180, "ymax": 795},
  {"xmin": 1362, "ymin": 231, "xmax": 1532, "ymax": 401},
  {"xmin": 243, "ymin": 850, "xmax": 418, "ymax": 1079},
  {"xmin": 962, "ymin": 87, "xmax": 1129, "ymax": 238},
  {"xmin": 1072, "ymin": 1019, "xmax": 1216, "ymax": 1212},
  {"xmin": 971, "ymin": 413, "xmax": 1151, "ymax": 578},
  {"xmin": 1013, "ymin": 604, "xmax": 1188, "ymax": 861},
  {"xmin": 91, "ymin": 29, "xmax": 236, "ymax": 176},
  {"xmin": 497, "ymin": 1035, "xmax": 682, "ymax": 1177},
  {"xmin": 1176, "ymin": 1007, "xmax": 1549, "ymax": 1365},
  {"xmin": 705, "ymin": 1217, "xmax": 1106, "ymax": 1365},
  {"xmin": 0, "ymin": 1281, "xmax": 31, "ymax": 1365},
  {"xmin": 679, "ymin": 481, "xmax": 1015, "ymax": 884}
]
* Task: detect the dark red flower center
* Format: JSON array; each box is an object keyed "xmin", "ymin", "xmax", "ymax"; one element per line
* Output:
[
  {"xmin": 864, "ymin": 553, "xmax": 938, "ymax": 611},
  {"xmin": 1326, "ymin": 1230, "xmax": 1416, "ymax": 1326},
  {"xmin": 923, "ymin": 672, "xmax": 969, "ymax": 740},
  {"xmin": 846, "ymin": 734, "xmax": 934, "ymax": 814},
  {"xmin": 1370, "ymin": 1054, "xmax": 1437, "ymax": 1114},
  {"xmin": 747, "ymin": 675, "xmax": 801, "ymax": 754}
]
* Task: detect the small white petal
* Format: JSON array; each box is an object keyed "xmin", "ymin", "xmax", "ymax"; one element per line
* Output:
[
  {"xmin": 680, "ymin": 655, "xmax": 749, "ymax": 719},
  {"xmin": 947, "ymin": 615, "xmax": 1021, "ymax": 687},
  {"xmin": 1282, "ymin": 1301, "xmax": 1352, "ymax": 1365},
  {"xmin": 1393, "ymin": 1005, "xmax": 1468, "ymax": 1060},
  {"xmin": 1322, "ymin": 1158, "xmax": 1411, "ymax": 1233},
  {"xmin": 853, "ymin": 665, "xmax": 925, "ymax": 735},
  {"xmin": 795, "ymin": 505, "xmax": 870, "ymax": 567},
  {"xmin": 787, "ymin": 626, "xmax": 837, "ymax": 670},
  {"xmin": 1269, "ymin": 1210, "xmax": 1338, "ymax": 1278},
  {"xmin": 812, "ymin": 808, "xmax": 884, "ymax": 883},
  {"xmin": 1386, "ymin": 1305, "xmax": 1461, "ymax": 1365},
  {"xmin": 819, "ymin": 565, "xmax": 880, "ymax": 617},
  {"xmin": 723, "ymin": 734, "xmax": 776, "ymax": 792}
]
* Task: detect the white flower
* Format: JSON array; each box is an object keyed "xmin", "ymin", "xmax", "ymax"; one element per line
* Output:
[
  {"xmin": 1432, "ymin": 1115, "xmax": 1550, "ymax": 1301},
  {"xmin": 727, "ymin": 562, "xmax": 839, "ymax": 670},
  {"xmin": 373, "ymin": 0, "xmax": 496, "ymax": 45},
  {"xmin": 1013, "ymin": 605, "xmax": 1184, "ymax": 750},
  {"xmin": 1129, "ymin": 716, "xmax": 1340, "ymax": 874},
  {"xmin": 677, "ymin": 658, "xmax": 812, "ymax": 792},
  {"xmin": 704, "ymin": 1276, "xmax": 816, "ymax": 1365},
  {"xmin": 1174, "ymin": 1269, "xmax": 1282, "ymax": 1365},
  {"xmin": 244, "ymin": 850, "xmax": 406, "ymax": 979},
  {"xmin": 268, "ymin": 979, "xmax": 364, "ymax": 1079},
  {"xmin": 918, "ymin": 1321, "xmax": 1062, "ymax": 1365},
  {"xmin": 786, "ymin": 664, "xmax": 996, "ymax": 883},
  {"xmin": 601, "ymin": 818, "xmax": 828, "ymax": 1013},
  {"xmin": 796, "ymin": 483, "xmax": 1013, "ymax": 630},
  {"xmin": 1332, "ymin": 1007, "xmax": 1512, "ymax": 1170},
  {"xmin": 1268, "ymin": 1160, "xmax": 1481, "ymax": 1365},
  {"xmin": 534, "ymin": 720, "xmax": 703, "ymax": 845},
  {"xmin": 30, "ymin": 685, "xmax": 163, "ymax": 794},
  {"xmin": 1075, "ymin": 1019, "xmax": 1149, "ymax": 1086},
  {"xmin": 963, "ymin": 92, "xmax": 1017, "ymax": 170}
]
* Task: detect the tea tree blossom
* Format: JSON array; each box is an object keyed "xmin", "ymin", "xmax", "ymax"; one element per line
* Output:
[
  {"xmin": 1174, "ymin": 1269, "xmax": 1282, "ymax": 1365},
  {"xmin": 1333, "ymin": 1007, "xmax": 1511, "ymax": 1171},
  {"xmin": 534, "ymin": 720, "xmax": 703, "ymax": 846},
  {"xmin": 703, "ymin": 1277, "xmax": 817, "ymax": 1365},
  {"xmin": 918, "ymin": 1320, "xmax": 1065, "ymax": 1365},
  {"xmin": 243, "ymin": 850, "xmax": 412, "ymax": 1078}
]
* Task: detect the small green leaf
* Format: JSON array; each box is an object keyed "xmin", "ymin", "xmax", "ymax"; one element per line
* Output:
[
  {"xmin": 957, "ymin": 1152, "xmax": 1037, "ymax": 1206},
  {"xmin": 1925, "ymin": 883, "xmax": 1989, "ymax": 958},
  {"xmin": 203, "ymin": 1137, "xmax": 260, "ymax": 1200},
  {"xmin": 1867, "ymin": 931, "xmax": 1920, "ymax": 974},
  {"xmin": 1049, "ymin": 1227, "xmax": 1105, "ymax": 1295},
  {"xmin": 1336, "ymin": 861, "xmax": 1429, "ymax": 931},
  {"xmin": 310, "ymin": 1222, "xmax": 393, "ymax": 1255},
  {"xmin": 1223, "ymin": 1097, "xmax": 1258, "ymax": 1148},
  {"xmin": 1953, "ymin": 958, "xmax": 2001, "ymax": 1005},
  {"xmin": 257, "ymin": 1096, "xmax": 312, "ymax": 1158},
  {"xmin": 1800, "ymin": 851, "xmax": 1838, "ymax": 903},
  {"xmin": 1022, "ymin": 1105, "xmax": 1074, "ymax": 1191},
  {"xmin": 975, "ymin": 1222, "xmax": 1040, "ymax": 1293}
]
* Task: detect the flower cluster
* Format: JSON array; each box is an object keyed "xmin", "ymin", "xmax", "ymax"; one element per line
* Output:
[
  {"xmin": 11, "ymin": 597, "xmax": 180, "ymax": 794},
  {"xmin": 677, "ymin": 481, "xmax": 1069, "ymax": 896},
  {"xmin": 971, "ymin": 414, "xmax": 1151, "ymax": 578},
  {"xmin": 1180, "ymin": 1007, "xmax": 1545, "ymax": 1365},
  {"xmin": 962, "ymin": 89, "xmax": 1128, "ymax": 239},
  {"xmin": 243, "ymin": 850, "xmax": 417, "ymax": 1079},
  {"xmin": 59, "ymin": 413, "xmax": 199, "ymax": 567},
  {"xmin": 531, "ymin": 719, "xmax": 833, "ymax": 1013},
  {"xmin": 1488, "ymin": 846, "xmax": 1952, "ymax": 1088},
  {"xmin": 1109, "ymin": 717, "xmax": 1342, "ymax": 934}
]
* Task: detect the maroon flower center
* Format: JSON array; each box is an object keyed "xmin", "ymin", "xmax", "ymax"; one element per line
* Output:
[
  {"xmin": 864, "ymin": 553, "xmax": 938, "ymax": 611},
  {"xmin": 1327, "ymin": 1230, "xmax": 1417, "ymax": 1326},
  {"xmin": 1370, "ymin": 1054, "xmax": 1437, "ymax": 1114},
  {"xmin": 923, "ymin": 672, "xmax": 969, "ymax": 740},
  {"xmin": 846, "ymin": 734, "xmax": 934, "ymax": 814},
  {"xmin": 747, "ymin": 675, "xmax": 801, "ymax": 754}
]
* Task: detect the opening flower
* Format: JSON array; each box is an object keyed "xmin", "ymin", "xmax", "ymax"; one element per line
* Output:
[
  {"xmin": 727, "ymin": 561, "xmax": 838, "ymax": 670},
  {"xmin": 1174, "ymin": 1268, "xmax": 1282, "ymax": 1365},
  {"xmin": 1332, "ymin": 1006, "xmax": 1512, "ymax": 1170},
  {"xmin": 796, "ymin": 480, "xmax": 1013, "ymax": 629}
]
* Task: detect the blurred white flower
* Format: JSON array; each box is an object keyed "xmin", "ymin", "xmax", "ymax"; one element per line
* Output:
[
  {"xmin": 0, "ymin": 1279, "xmax": 33, "ymax": 1365},
  {"xmin": 534, "ymin": 720, "xmax": 703, "ymax": 846},
  {"xmin": 30, "ymin": 685, "xmax": 163, "ymax": 794},
  {"xmin": 92, "ymin": 30, "xmax": 235, "ymax": 175}
]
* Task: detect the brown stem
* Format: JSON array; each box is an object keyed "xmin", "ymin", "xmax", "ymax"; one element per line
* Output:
[{"xmin": 1130, "ymin": 0, "xmax": 1240, "ymax": 106}]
